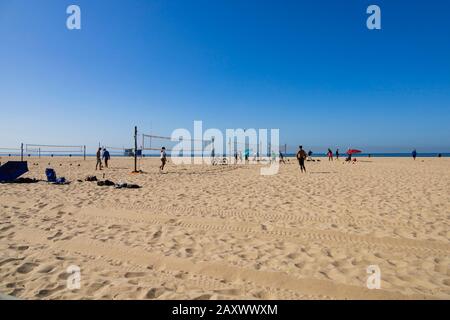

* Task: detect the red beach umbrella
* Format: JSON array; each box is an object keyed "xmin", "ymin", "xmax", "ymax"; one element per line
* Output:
[{"xmin": 347, "ymin": 149, "xmax": 362, "ymax": 155}]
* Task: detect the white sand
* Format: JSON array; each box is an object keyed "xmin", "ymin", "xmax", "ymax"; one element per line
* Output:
[{"xmin": 0, "ymin": 156, "xmax": 449, "ymax": 299}]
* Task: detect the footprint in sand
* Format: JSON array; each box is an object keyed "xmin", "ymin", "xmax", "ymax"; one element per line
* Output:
[
  {"xmin": 174, "ymin": 272, "xmax": 189, "ymax": 280},
  {"xmin": 9, "ymin": 288, "xmax": 24, "ymax": 296},
  {"xmin": 38, "ymin": 265, "xmax": 56, "ymax": 274},
  {"xmin": 47, "ymin": 231, "xmax": 63, "ymax": 240},
  {"xmin": 193, "ymin": 294, "xmax": 213, "ymax": 300},
  {"xmin": 145, "ymin": 287, "xmax": 166, "ymax": 299},
  {"xmin": 86, "ymin": 281, "xmax": 109, "ymax": 296},
  {"xmin": 17, "ymin": 262, "xmax": 38, "ymax": 274},
  {"xmin": 213, "ymin": 288, "xmax": 242, "ymax": 296},
  {"xmin": 286, "ymin": 253, "xmax": 300, "ymax": 259},
  {"xmin": 58, "ymin": 271, "xmax": 70, "ymax": 280},
  {"xmin": 124, "ymin": 272, "xmax": 146, "ymax": 278},
  {"xmin": 36, "ymin": 285, "xmax": 66, "ymax": 298},
  {"xmin": 251, "ymin": 290, "xmax": 272, "ymax": 299},
  {"xmin": 152, "ymin": 230, "xmax": 162, "ymax": 239},
  {"xmin": 0, "ymin": 225, "xmax": 14, "ymax": 232},
  {"xmin": 0, "ymin": 257, "xmax": 25, "ymax": 267}
]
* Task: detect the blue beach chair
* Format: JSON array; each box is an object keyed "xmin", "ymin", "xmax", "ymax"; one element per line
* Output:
[{"xmin": 45, "ymin": 168, "xmax": 57, "ymax": 182}]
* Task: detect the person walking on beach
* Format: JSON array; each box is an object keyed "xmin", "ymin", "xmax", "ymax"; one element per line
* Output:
[
  {"xmin": 211, "ymin": 147, "xmax": 216, "ymax": 165},
  {"xmin": 279, "ymin": 151, "xmax": 286, "ymax": 164},
  {"xmin": 327, "ymin": 148, "xmax": 333, "ymax": 161},
  {"xmin": 296, "ymin": 146, "xmax": 307, "ymax": 173},
  {"xmin": 160, "ymin": 147, "xmax": 167, "ymax": 171},
  {"xmin": 102, "ymin": 148, "xmax": 110, "ymax": 168},
  {"xmin": 95, "ymin": 147, "xmax": 102, "ymax": 170},
  {"xmin": 412, "ymin": 149, "xmax": 417, "ymax": 160},
  {"xmin": 335, "ymin": 148, "xmax": 339, "ymax": 160}
]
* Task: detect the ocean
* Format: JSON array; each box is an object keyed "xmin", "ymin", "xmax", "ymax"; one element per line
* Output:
[{"xmin": 2, "ymin": 152, "xmax": 449, "ymax": 158}]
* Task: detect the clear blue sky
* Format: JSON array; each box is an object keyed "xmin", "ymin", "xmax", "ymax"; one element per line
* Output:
[{"xmin": 1, "ymin": 0, "xmax": 449, "ymax": 153}]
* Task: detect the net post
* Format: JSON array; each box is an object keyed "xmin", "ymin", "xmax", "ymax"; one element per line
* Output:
[
  {"xmin": 83, "ymin": 145, "xmax": 86, "ymax": 160},
  {"xmin": 134, "ymin": 126, "xmax": 138, "ymax": 172},
  {"xmin": 21, "ymin": 143, "xmax": 23, "ymax": 162},
  {"xmin": 39, "ymin": 148, "xmax": 41, "ymax": 159},
  {"xmin": 141, "ymin": 134, "xmax": 144, "ymax": 157},
  {"xmin": 259, "ymin": 140, "xmax": 262, "ymax": 161},
  {"xmin": 212, "ymin": 137, "xmax": 215, "ymax": 164},
  {"xmin": 228, "ymin": 138, "xmax": 231, "ymax": 164}
]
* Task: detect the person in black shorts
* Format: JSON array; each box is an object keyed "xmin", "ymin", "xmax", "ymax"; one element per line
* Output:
[
  {"xmin": 296, "ymin": 145, "xmax": 307, "ymax": 173},
  {"xmin": 160, "ymin": 147, "xmax": 167, "ymax": 171},
  {"xmin": 95, "ymin": 147, "xmax": 102, "ymax": 170}
]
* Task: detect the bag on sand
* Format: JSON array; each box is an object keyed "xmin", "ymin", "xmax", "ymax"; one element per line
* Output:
[
  {"xmin": 45, "ymin": 168, "xmax": 57, "ymax": 182},
  {"xmin": 97, "ymin": 180, "xmax": 115, "ymax": 186},
  {"xmin": 115, "ymin": 183, "xmax": 141, "ymax": 189}
]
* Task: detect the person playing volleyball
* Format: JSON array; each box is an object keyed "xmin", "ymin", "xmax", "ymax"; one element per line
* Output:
[{"xmin": 160, "ymin": 147, "xmax": 167, "ymax": 171}]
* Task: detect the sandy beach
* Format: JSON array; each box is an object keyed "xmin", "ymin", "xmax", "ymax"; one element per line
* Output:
[{"xmin": 0, "ymin": 156, "xmax": 449, "ymax": 300}]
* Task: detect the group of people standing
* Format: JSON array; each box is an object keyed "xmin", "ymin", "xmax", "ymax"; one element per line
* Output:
[
  {"xmin": 157, "ymin": 146, "xmax": 433, "ymax": 174},
  {"xmin": 295, "ymin": 147, "xmax": 343, "ymax": 173},
  {"xmin": 327, "ymin": 148, "xmax": 340, "ymax": 161},
  {"xmin": 95, "ymin": 147, "xmax": 111, "ymax": 170}
]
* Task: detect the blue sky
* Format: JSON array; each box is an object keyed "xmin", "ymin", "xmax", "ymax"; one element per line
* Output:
[{"xmin": 0, "ymin": 0, "xmax": 449, "ymax": 153}]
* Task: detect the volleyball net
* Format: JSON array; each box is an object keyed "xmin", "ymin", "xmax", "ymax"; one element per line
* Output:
[
  {"xmin": 139, "ymin": 131, "xmax": 289, "ymax": 164},
  {"xmin": 102, "ymin": 146, "xmax": 134, "ymax": 156},
  {"xmin": 0, "ymin": 147, "xmax": 22, "ymax": 156},
  {"xmin": 141, "ymin": 133, "xmax": 214, "ymax": 157},
  {"xmin": 25, "ymin": 144, "xmax": 86, "ymax": 157}
]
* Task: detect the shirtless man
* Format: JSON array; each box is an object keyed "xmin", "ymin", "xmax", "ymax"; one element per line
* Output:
[
  {"xmin": 296, "ymin": 145, "xmax": 307, "ymax": 173},
  {"xmin": 160, "ymin": 147, "xmax": 167, "ymax": 171}
]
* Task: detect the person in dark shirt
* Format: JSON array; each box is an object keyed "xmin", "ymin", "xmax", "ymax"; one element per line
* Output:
[
  {"xmin": 95, "ymin": 147, "xmax": 102, "ymax": 170},
  {"xmin": 102, "ymin": 148, "xmax": 111, "ymax": 168},
  {"xmin": 279, "ymin": 151, "xmax": 286, "ymax": 164}
]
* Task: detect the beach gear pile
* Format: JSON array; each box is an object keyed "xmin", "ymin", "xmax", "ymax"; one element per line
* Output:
[
  {"xmin": 10, "ymin": 177, "xmax": 39, "ymax": 184},
  {"xmin": 45, "ymin": 168, "xmax": 70, "ymax": 185},
  {"xmin": 84, "ymin": 175, "xmax": 140, "ymax": 189},
  {"xmin": 114, "ymin": 183, "xmax": 140, "ymax": 189},
  {"xmin": 97, "ymin": 180, "xmax": 115, "ymax": 186}
]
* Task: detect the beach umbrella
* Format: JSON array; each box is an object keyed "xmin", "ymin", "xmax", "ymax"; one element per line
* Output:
[
  {"xmin": 0, "ymin": 161, "xmax": 29, "ymax": 182},
  {"xmin": 347, "ymin": 149, "xmax": 362, "ymax": 155}
]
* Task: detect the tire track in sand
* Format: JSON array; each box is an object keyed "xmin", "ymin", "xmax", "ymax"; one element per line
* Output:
[
  {"xmin": 104, "ymin": 201, "xmax": 414, "ymax": 228},
  {"xmin": 74, "ymin": 207, "xmax": 450, "ymax": 255},
  {"xmin": 11, "ymin": 226, "xmax": 433, "ymax": 300}
]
